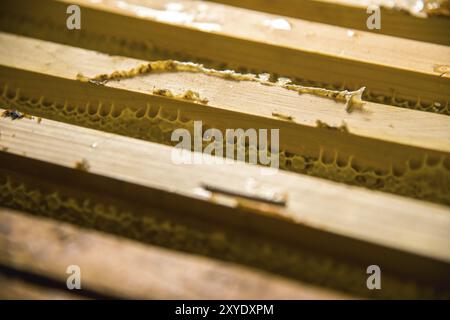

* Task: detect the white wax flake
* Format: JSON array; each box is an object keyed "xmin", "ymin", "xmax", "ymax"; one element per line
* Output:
[
  {"xmin": 263, "ymin": 18, "xmax": 292, "ymax": 30},
  {"xmin": 412, "ymin": 0, "xmax": 425, "ymax": 12},
  {"xmin": 258, "ymin": 73, "xmax": 270, "ymax": 82},
  {"xmin": 192, "ymin": 22, "xmax": 222, "ymax": 32},
  {"xmin": 193, "ymin": 187, "xmax": 212, "ymax": 199},
  {"xmin": 276, "ymin": 77, "xmax": 292, "ymax": 86}
]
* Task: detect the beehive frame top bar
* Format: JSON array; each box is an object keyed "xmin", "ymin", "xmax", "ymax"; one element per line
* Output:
[
  {"xmin": 61, "ymin": 0, "xmax": 450, "ymax": 76},
  {"xmin": 0, "ymin": 208, "xmax": 348, "ymax": 299}
]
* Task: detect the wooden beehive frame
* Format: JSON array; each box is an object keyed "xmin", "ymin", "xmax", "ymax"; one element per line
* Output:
[{"xmin": 0, "ymin": 0, "xmax": 449, "ymax": 300}]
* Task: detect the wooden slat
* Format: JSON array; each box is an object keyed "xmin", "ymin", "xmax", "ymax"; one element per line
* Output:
[
  {"xmin": 0, "ymin": 208, "xmax": 348, "ymax": 299},
  {"xmin": 1, "ymin": 32, "xmax": 449, "ymax": 205},
  {"xmin": 210, "ymin": 0, "xmax": 450, "ymax": 45},
  {"xmin": 0, "ymin": 0, "xmax": 449, "ymax": 112},
  {"xmin": 0, "ymin": 109, "xmax": 449, "ymax": 293}
]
